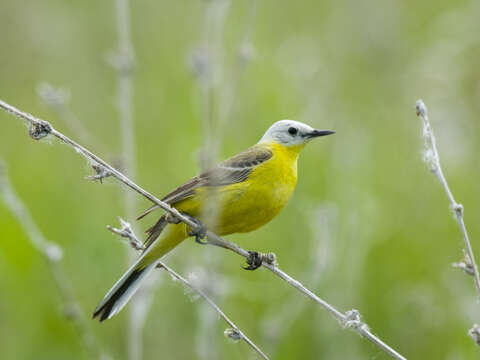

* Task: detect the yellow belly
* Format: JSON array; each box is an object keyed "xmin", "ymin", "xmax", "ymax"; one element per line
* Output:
[{"xmin": 174, "ymin": 142, "xmax": 302, "ymax": 235}]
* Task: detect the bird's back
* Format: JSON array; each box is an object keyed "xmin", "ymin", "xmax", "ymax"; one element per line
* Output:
[{"xmin": 174, "ymin": 142, "xmax": 302, "ymax": 235}]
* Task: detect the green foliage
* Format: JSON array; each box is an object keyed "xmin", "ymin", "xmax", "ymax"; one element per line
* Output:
[{"xmin": 1, "ymin": 0, "xmax": 480, "ymax": 359}]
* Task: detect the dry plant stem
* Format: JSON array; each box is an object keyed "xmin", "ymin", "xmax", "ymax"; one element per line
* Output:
[
  {"xmin": 114, "ymin": 0, "xmax": 136, "ymax": 196},
  {"xmin": 210, "ymin": 0, "xmax": 258, "ymax": 157},
  {"xmin": 0, "ymin": 100, "xmax": 204, "ymax": 231},
  {"xmin": 107, "ymin": 217, "xmax": 145, "ymax": 251},
  {"xmin": 206, "ymin": 236, "xmax": 406, "ymax": 359},
  {"xmin": 415, "ymin": 99, "xmax": 480, "ymax": 297},
  {"xmin": 262, "ymin": 206, "xmax": 335, "ymax": 355},
  {"xmin": 0, "ymin": 163, "xmax": 107, "ymax": 360},
  {"xmin": 111, "ymin": 1, "xmax": 143, "ymax": 359},
  {"xmin": 0, "ymin": 99, "xmax": 406, "ymax": 360},
  {"xmin": 107, "ymin": 218, "xmax": 269, "ymax": 360},
  {"xmin": 192, "ymin": 3, "xmax": 256, "ymax": 357},
  {"xmin": 470, "ymin": 324, "xmax": 480, "ymax": 345},
  {"xmin": 158, "ymin": 263, "xmax": 269, "ymax": 360}
]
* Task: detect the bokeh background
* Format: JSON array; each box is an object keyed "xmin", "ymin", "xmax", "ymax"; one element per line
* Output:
[{"xmin": 1, "ymin": 0, "xmax": 480, "ymax": 359}]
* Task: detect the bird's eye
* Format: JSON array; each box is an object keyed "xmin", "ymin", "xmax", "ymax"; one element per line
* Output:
[{"xmin": 288, "ymin": 127, "xmax": 298, "ymax": 135}]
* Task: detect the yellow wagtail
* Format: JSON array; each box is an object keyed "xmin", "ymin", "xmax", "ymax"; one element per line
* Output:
[{"xmin": 93, "ymin": 120, "xmax": 334, "ymax": 321}]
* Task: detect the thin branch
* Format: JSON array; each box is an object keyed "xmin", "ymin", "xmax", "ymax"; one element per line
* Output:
[
  {"xmin": 36, "ymin": 82, "xmax": 122, "ymax": 184},
  {"xmin": 237, "ymin": 0, "xmax": 258, "ymax": 66},
  {"xmin": 190, "ymin": 3, "xmax": 257, "ymax": 358},
  {"xmin": 261, "ymin": 204, "xmax": 336, "ymax": 355},
  {"xmin": 107, "ymin": 218, "xmax": 269, "ymax": 360},
  {"xmin": 190, "ymin": 0, "xmax": 258, "ymax": 167},
  {"xmin": 0, "ymin": 99, "xmax": 202, "ymax": 231},
  {"xmin": 112, "ymin": 0, "xmax": 136, "ymax": 207},
  {"xmin": 415, "ymin": 100, "xmax": 480, "ymax": 297},
  {"xmin": 0, "ymin": 99, "xmax": 407, "ymax": 360},
  {"xmin": 110, "ymin": 1, "xmax": 143, "ymax": 359},
  {"xmin": 160, "ymin": 263, "xmax": 269, "ymax": 360},
  {"xmin": 205, "ymin": 236, "xmax": 406, "ymax": 360},
  {"xmin": 470, "ymin": 324, "xmax": 480, "ymax": 345},
  {"xmin": 218, "ymin": 0, "xmax": 257, "ymax": 127},
  {"xmin": 0, "ymin": 161, "xmax": 108, "ymax": 360},
  {"xmin": 107, "ymin": 217, "xmax": 145, "ymax": 251}
]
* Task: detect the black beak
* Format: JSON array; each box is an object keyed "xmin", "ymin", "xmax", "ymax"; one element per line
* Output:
[{"xmin": 306, "ymin": 129, "xmax": 335, "ymax": 138}]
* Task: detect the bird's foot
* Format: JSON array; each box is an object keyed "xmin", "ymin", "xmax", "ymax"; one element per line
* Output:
[
  {"xmin": 165, "ymin": 212, "xmax": 181, "ymax": 224},
  {"xmin": 243, "ymin": 251, "xmax": 263, "ymax": 270},
  {"xmin": 182, "ymin": 213, "xmax": 208, "ymax": 245},
  {"xmin": 243, "ymin": 251, "xmax": 276, "ymax": 270}
]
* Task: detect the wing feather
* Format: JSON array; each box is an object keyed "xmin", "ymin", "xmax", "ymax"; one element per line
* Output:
[
  {"xmin": 139, "ymin": 145, "xmax": 272, "ymax": 249},
  {"xmin": 136, "ymin": 145, "xmax": 273, "ymax": 220}
]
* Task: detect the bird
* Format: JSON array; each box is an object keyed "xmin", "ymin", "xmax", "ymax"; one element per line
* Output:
[{"xmin": 93, "ymin": 120, "xmax": 334, "ymax": 321}]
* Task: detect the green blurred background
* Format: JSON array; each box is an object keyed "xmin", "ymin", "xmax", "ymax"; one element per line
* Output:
[{"xmin": 1, "ymin": 0, "xmax": 480, "ymax": 359}]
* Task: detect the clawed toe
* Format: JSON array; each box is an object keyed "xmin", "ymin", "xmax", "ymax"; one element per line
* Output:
[
  {"xmin": 191, "ymin": 231, "xmax": 208, "ymax": 245},
  {"xmin": 182, "ymin": 213, "xmax": 208, "ymax": 245},
  {"xmin": 243, "ymin": 251, "xmax": 263, "ymax": 270}
]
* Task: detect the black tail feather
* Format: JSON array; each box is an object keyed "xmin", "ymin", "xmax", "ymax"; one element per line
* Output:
[{"xmin": 93, "ymin": 268, "xmax": 145, "ymax": 322}]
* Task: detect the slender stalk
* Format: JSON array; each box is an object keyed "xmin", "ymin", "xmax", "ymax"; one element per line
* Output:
[
  {"xmin": 110, "ymin": 1, "xmax": 146, "ymax": 359},
  {"xmin": 159, "ymin": 262, "xmax": 269, "ymax": 360},
  {"xmin": 415, "ymin": 100, "xmax": 480, "ymax": 297},
  {"xmin": 114, "ymin": 0, "xmax": 136, "ymax": 195},
  {"xmin": 0, "ymin": 99, "xmax": 407, "ymax": 360},
  {"xmin": 416, "ymin": 100, "xmax": 480, "ymax": 346},
  {"xmin": 262, "ymin": 205, "xmax": 335, "ymax": 355},
  {"xmin": 190, "ymin": 2, "xmax": 258, "ymax": 354},
  {"xmin": 216, "ymin": 0, "xmax": 258, "ymax": 143},
  {"xmin": 107, "ymin": 218, "xmax": 269, "ymax": 359},
  {"xmin": 0, "ymin": 162, "xmax": 108, "ymax": 360}
]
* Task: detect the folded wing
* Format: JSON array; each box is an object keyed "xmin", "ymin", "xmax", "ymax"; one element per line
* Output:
[{"xmin": 137, "ymin": 144, "xmax": 273, "ymax": 248}]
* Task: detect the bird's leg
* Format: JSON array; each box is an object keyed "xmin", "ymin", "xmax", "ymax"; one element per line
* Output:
[
  {"xmin": 181, "ymin": 213, "xmax": 208, "ymax": 245},
  {"xmin": 243, "ymin": 251, "xmax": 276, "ymax": 270},
  {"xmin": 243, "ymin": 251, "xmax": 263, "ymax": 270},
  {"xmin": 164, "ymin": 212, "xmax": 181, "ymax": 224}
]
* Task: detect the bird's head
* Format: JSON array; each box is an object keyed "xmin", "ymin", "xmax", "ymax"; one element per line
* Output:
[{"xmin": 259, "ymin": 120, "xmax": 334, "ymax": 148}]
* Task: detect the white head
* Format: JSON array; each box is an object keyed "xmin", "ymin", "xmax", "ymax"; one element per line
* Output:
[{"xmin": 259, "ymin": 120, "xmax": 334, "ymax": 146}]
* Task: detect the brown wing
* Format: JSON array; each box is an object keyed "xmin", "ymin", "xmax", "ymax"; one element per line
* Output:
[
  {"xmin": 137, "ymin": 144, "xmax": 273, "ymax": 220},
  {"xmin": 138, "ymin": 145, "xmax": 272, "ymax": 249}
]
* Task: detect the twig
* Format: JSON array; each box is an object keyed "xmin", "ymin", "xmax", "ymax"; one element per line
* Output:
[
  {"xmin": 192, "ymin": 262, "xmax": 225, "ymax": 360},
  {"xmin": 190, "ymin": 3, "xmax": 260, "ymax": 354},
  {"xmin": 0, "ymin": 99, "xmax": 407, "ymax": 360},
  {"xmin": 36, "ymin": 82, "xmax": 122, "ymax": 184},
  {"xmin": 0, "ymin": 161, "xmax": 108, "ymax": 360},
  {"xmin": 261, "ymin": 205, "xmax": 336, "ymax": 355},
  {"xmin": 217, "ymin": 0, "xmax": 257, "ymax": 130},
  {"xmin": 107, "ymin": 218, "xmax": 269, "ymax": 359},
  {"xmin": 237, "ymin": 0, "xmax": 258, "ymax": 66},
  {"xmin": 415, "ymin": 100, "xmax": 480, "ymax": 297},
  {"xmin": 86, "ymin": 164, "xmax": 112, "ymax": 183},
  {"xmin": 160, "ymin": 263, "xmax": 269, "ymax": 360},
  {"xmin": 107, "ymin": 217, "xmax": 145, "ymax": 251},
  {"xmin": 111, "ymin": 0, "xmax": 136, "ymax": 199},
  {"xmin": 470, "ymin": 324, "xmax": 480, "ymax": 345},
  {"xmin": 452, "ymin": 250, "xmax": 475, "ymax": 276},
  {"xmin": 190, "ymin": 0, "xmax": 258, "ymax": 168},
  {"xmin": 205, "ymin": 236, "xmax": 406, "ymax": 360},
  {"xmin": 109, "ymin": 1, "xmax": 144, "ymax": 359}
]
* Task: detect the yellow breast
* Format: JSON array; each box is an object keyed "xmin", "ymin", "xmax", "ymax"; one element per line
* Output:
[{"xmin": 176, "ymin": 142, "xmax": 303, "ymax": 235}]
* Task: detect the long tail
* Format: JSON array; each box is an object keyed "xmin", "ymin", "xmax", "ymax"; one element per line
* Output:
[
  {"xmin": 93, "ymin": 222, "xmax": 187, "ymax": 322},
  {"xmin": 92, "ymin": 255, "xmax": 157, "ymax": 322}
]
